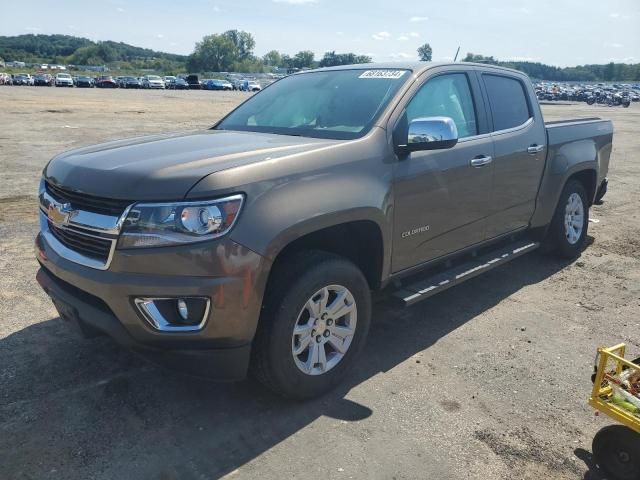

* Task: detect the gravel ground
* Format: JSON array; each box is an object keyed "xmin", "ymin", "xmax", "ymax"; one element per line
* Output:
[{"xmin": 1, "ymin": 87, "xmax": 639, "ymax": 480}]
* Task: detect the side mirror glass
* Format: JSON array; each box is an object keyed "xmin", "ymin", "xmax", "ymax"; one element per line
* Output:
[{"xmin": 405, "ymin": 116, "xmax": 459, "ymax": 152}]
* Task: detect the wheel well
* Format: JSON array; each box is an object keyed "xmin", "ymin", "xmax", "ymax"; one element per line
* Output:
[
  {"xmin": 568, "ymin": 169, "xmax": 597, "ymax": 206},
  {"xmin": 271, "ymin": 221, "xmax": 384, "ymax": 290}
]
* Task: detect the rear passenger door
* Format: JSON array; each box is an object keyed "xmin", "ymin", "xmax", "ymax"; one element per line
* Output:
[{"xmin": 479, "ymin": 73, "xmax": 547, "ymax": 238}]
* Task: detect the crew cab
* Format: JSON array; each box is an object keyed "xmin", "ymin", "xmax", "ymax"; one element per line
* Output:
[{"xmin": 35, "ymin": 63, "xmax": 612, "ymax": 398}]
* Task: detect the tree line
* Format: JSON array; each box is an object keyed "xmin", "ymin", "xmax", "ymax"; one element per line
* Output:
[
  {"xmin": 186, "ymin": 30, "xmax": 372, "ymax": 72},
  {"xmin": 464, "ymin": 53, "xmax": 640, "ymax": 82},
  {"xmin": 2, "ymin": 33, "xmax": 639, "ymax": 81},
  {"xmin": 0, "ymin": 34, "xmax": 186, "ymax": 72}
]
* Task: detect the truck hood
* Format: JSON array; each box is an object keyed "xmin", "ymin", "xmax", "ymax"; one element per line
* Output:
[{"xmin": 44, "ymin": 129, "xmax": 340, "ymax": 200}]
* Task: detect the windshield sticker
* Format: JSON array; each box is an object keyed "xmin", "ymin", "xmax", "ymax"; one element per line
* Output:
[{"xmin": 359, "ymin": 70, "xmax": 407, "ymax": 79}]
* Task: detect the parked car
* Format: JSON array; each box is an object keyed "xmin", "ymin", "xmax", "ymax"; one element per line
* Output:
[
  {"xmin": 95, "ymin": 76, "xmax": 118, "ymax": 88},
  {"xmin": 247, "ymin": 81, "xmax": 262, "ymax": 92},
  {"xmin": 142, "ymin": 75, "xmax": 165, "ymax": 89},
  {"xmin": 167, "ymin": 77, "xmax": 190, "ymax": 90},
  {"xmin": 55, "ymin": 73, "xmax": 74, "ymax": 87},
  {"xmin": 34, "ymin": 73, "xmax": 54, "ymax": 86},
  {"xmin": 115, "ymin": 76, "xmax": 126, "ymax": 87},
  {"xmin": 12, "ymin": 74, "xmax": 33, "ymax": 86},
  {"xmin": 0, "ymin": 72, "xmax": 11, "ymax": 85},
  {"xmin": 203, "ymin": 79, "xmax": 233, "ymax": 91},
  {"xmin": 121, "ymin": 76, "xmax": 142, "ymax": 89},
  {"xmin": 163, "ymin": 76, "xmax": 176, "ymax": 87},
  {"xmin": 75, "ymin": 76, "xmax": 94, "ymax": 88},
  {"xmin": 186, "ymin": 74, "xmax": 201, "ymax": 89},
  {"xmin": 35, "ymin": 63, "xmax": 612, "ymax": 399},
  {"xmin": 229, "ymin": 79, "xmax": 243, "ymax": 90},
  {"xmin": 239, "ymin": 79, "xmax": 262, "ymax": 92}
]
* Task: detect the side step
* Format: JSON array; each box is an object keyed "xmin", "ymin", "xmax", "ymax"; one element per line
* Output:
[{"xmin": 392, "ymin": 239, "xmax": 540, "ymax": 307}]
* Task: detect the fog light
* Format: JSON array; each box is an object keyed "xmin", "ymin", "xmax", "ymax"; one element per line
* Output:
[
  {"xmin": 177, "ymin": 299, "xmax": 189, "ymax": 321},
  {"xmin": 134, "ymin": 297, "xmax": 210, "ymax": 332}
]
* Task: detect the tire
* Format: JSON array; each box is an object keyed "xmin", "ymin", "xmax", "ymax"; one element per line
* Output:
[
  {"xmin": 251, "ymin": 250, "xmax": 372, "ymax": 399},
  {"xmin": 545, "ymin": 179, "xmax": 589, "ymax": 258},
  {"xmin": 592, "ymin": 425, "xmax": 640, "ymax": 480}
]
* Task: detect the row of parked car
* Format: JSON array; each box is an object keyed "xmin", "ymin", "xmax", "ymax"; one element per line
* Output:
[
  {"xmin": 535, "ymin": 82, "xmax": 640, "ymax": 107},
  {"xmin": 0, "ymin": 72, "xmax": 264, "ymax": 91}
]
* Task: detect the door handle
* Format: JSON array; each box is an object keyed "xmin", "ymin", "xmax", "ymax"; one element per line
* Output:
[
  {"xmin": 527, "ymin": 144, "xmax": 545, "ymax": 154},
  {"xmin": 470, "ymin": 155, "xmax": 493, "ymax": 167}
]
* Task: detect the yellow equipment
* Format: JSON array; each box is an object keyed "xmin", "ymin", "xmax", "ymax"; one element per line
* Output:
[{"xmin": 589, "ymin": 344, "xmax": 640, "ymax": 480}]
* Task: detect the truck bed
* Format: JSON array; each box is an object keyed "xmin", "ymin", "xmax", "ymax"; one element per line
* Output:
[
  {"xmin": 528, "ymin": 116, "xmax": 613, "ymax": 231},
  {"xmin": 545, "ymin": 117, "xmax": 613, "ymax": 185}
]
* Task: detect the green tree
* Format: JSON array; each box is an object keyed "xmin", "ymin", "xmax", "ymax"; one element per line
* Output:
[
  {"xmin": 319, "ymin": 51, "xmax": 372, "ymax": 67},
  {"xmin": 603, "ymin": 62, "xmax": 615, "ymax": 81},
  {"xmin": 262, "ymin": 50, "xmax": 282, "ymax": 67},
  {"xmin": 232, "ymin": 56, "xmax": 266, "ymax": 73},
  {"xmin": 187, "ymin": 34, "xmax": 237, "ymax": 72},
  {"xmin": 280, "ymin": 54, "xmax": 294, "ymax": 69},
  {"xmin": 222, "ymin": 30, "xmax": 255, "ymax": 60},
  {"xmin": 293, "ymin": 50, "xmax": 315, "ymax": 69},
  {"xmin": 463, "ymin": 53, "xmax": 497, "ymax": 64},
  {"xmin": 417, "ymin": 43, "xmax": 432, "ymax": 62}
]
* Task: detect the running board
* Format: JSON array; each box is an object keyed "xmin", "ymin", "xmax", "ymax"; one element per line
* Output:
[{"xmin": 393, "ymin": 240, "xmax": 540, "ymax": 307}]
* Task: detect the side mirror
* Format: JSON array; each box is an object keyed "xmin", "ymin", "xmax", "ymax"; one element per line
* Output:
[{"xmin": 405, "ymin": 116, "xmax": 459, "ymax": 152}]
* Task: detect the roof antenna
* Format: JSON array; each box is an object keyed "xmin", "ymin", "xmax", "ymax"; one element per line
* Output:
[{"xmin": 453, "ymin": 46, "xmax": 461, "ymax": 62}]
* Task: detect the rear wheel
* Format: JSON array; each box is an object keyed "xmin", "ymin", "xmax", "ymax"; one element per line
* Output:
[
  {"xmin": 251, "ymin": 251, "xmax": 371, "ymax": 399},
  {"xmin": 545, "ymin": 179, "xmax": 589, "ymax": 258},
  {"xmin": 592, "ymin": 425, "xmax": 640, "ymax": 480}
]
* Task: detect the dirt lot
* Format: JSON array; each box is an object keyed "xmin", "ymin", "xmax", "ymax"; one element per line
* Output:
[{"xmin": 1, "ymin": 87, "xmax": 639, "ymax": 480}]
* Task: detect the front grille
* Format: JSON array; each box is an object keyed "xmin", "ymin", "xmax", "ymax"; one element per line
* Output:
[
  {"xmin": 49, "ymin": 223, "xmax": 113, "ymax": 263},
  {"xmin": 46, "ymin": 181, "xmax": 131, "ymax": 216}
]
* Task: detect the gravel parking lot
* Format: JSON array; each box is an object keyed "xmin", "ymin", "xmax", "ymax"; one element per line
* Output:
[{"xmin": 1, "ymin": 87, "xmax": 639, "ymax": 480}]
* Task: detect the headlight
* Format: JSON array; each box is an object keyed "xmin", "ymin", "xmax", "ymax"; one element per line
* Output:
[{"xmin": 118, "ymin": 194, "xmax": 244, "ymax": 249}]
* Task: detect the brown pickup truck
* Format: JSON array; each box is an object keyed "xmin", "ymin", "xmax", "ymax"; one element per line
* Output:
[{"xmin": 36, "ymin": 62, "xmax": 612, "ymax": 398}]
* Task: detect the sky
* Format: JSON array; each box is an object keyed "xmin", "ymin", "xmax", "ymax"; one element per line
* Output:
[{"xmin": 2, "ymin": 0, "xmax": 639, "ymax": 67}]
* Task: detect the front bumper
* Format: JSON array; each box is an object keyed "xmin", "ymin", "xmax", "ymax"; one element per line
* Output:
[{"xmin": 35, "ymin": 231, "xmax": 272, "ymax": 380}]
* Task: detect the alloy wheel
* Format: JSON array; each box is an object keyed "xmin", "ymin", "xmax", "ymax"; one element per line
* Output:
[
  {"xmin": 291, "ymin": 285, "xmax": 357, "ymax": 375},
  {"xmin": 564, "ymin": 192, "xmax": 584, "ymax": 245}
]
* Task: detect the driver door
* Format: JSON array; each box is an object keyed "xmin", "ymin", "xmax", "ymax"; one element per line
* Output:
[{"xmin": 392, "ymin": 71, "xmax": 494, "ymax": 272}]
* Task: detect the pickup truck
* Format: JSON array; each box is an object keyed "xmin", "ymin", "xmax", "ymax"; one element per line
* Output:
[{"xmin": 35, "ymin": 62, "xmax": 612, "ymax": 399}]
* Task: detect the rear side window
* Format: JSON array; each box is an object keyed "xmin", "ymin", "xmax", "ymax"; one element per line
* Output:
[{"xmin": 483, "ymin": 74, "xmax": 531, "ymax": 131}]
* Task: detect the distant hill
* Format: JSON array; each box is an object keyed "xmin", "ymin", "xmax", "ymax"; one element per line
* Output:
[{"xmin": 0, "ymin": 34, "xmax": 186, "ymax": 71}]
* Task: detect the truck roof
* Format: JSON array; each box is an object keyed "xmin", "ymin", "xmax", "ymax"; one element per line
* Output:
[{"xmin": 310, "ymin": 61, "xmax": 525, "ymax": 76}]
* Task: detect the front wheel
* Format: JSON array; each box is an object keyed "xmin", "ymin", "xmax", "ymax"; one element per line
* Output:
[
  {"xmin": 251, "ymin": 251, "xmax": 371, "ymax": 399},
  {"xmin": 545, "ymin": 179, "xmax": 589, "ymax": 258},
  {"xmin": 592, "ymin": 425, "xmax": 640, "ymax": 480}
]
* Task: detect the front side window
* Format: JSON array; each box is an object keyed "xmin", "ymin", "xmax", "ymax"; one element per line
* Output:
[
  {"xmin": 406, "ymin": 73, "xmax": 478, "ymax": 138},
  {"xmin": 216, "ymin": 69, "xmax": 410, "ymax": 140},
  {"xmin": 483, "ymin": 74, "xmax": 531, "ymax": 131}
]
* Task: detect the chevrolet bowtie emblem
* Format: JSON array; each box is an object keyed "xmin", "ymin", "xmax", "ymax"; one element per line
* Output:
[{"xmin": 47, "ymin": 201, "xmax": 74, "ymax": 226}]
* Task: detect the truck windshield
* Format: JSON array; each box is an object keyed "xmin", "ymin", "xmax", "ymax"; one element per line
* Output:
[{"xmin": 216, "ymin": 69, "xmax": 410, "ymax": 140}]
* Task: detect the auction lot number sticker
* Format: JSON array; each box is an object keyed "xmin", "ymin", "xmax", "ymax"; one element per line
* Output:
[{"xmin": 359, "ymin": 70, "xmax": 407, "ymax": 79}]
